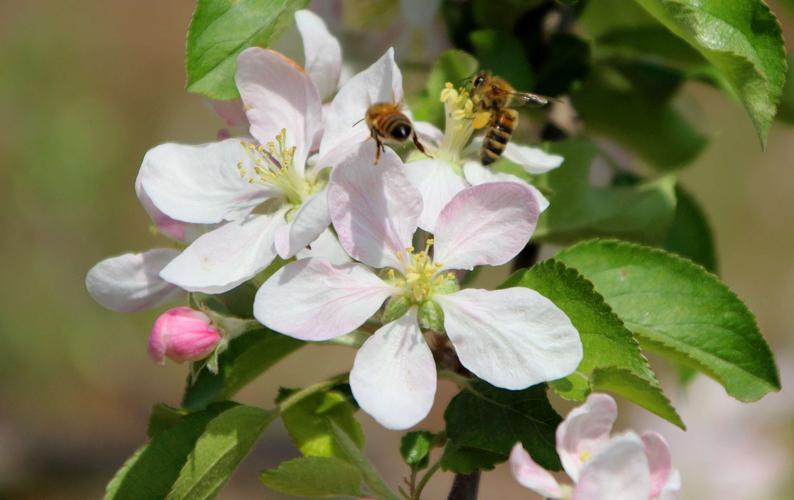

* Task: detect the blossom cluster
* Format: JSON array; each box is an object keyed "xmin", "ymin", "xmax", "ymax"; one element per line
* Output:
[{"xmin": 85, "ymin": 10, "xmax": 678, "ymax": 498}]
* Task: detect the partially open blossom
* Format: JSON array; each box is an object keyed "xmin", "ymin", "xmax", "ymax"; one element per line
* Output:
[
  {"xmin": 254, "ymin": 143, "xmax": 581, "ymax": 430},
  {"xmin": 407, "ymin": 83, "xmax": 563, "ymax": 231},
  {"xmin": 510, "ymin": 393, "xmax": 680, "ymax": 500},
  {"xmin": 147, "ymin": 307, "xmax": 222, "ymax": 364}
]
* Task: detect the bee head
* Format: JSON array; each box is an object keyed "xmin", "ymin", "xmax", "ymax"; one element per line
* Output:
[
  {"xmin": 472, "ymin": 72, "xmax": 488, "ymax": 88},
  {"xmin": 392, "ymin": 123, "xmax": 411, "ymax": 140}
]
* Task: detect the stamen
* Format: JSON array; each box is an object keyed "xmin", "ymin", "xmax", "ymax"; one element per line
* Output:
[
  {"xmin": 438, "ymin": 82, "xmax": 477, "ymax": 162},
  {"xmin": 237, "ymin": 130, "xmax": 308, "ymax": 205}
]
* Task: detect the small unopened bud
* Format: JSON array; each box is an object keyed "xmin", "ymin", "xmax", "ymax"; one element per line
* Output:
[{"xmin": 148, "ymin": 307, "xmax": 221, "ymax": 365}]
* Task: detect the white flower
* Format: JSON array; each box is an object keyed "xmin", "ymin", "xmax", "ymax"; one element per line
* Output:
[
  {"xmin": 139, "ymin": 48, "xmax": 329, "ymax": 294},
  {"xmin": 253, "ymin": 143, "xmax": 582, "ymax": 430},
  {"xmin": 407, "ymin": 83, "xmax": 563, "ymax": 231},
  {"xmin": 510, "ymin": 393, "xmax": 681, "ymax": 499}
]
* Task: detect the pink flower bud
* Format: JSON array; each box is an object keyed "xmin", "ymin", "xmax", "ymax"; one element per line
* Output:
[{"xmin": 148, "ymin": 307, "xmax": 221, "ymax": 364}]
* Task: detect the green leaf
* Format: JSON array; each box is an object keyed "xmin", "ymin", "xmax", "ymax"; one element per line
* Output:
[
  {"xmin": 411, "ymin": 50, "xmax": 479, "ymax": 126},
  {"xmin": 631, "ymin": 0, "xmax": 787, "ymax": 146},
  {"xmin": 281, "ymin": 390, "xmax": 365, "ymax": 459},
  {"xmin": 503, "ymin": 261, "xmax": 683, "ymax": 428},
  {"xmin": 774, "ymin": 54, "xmax": 794, "ymax": 124},
  {"xmin": 533, "ymin": 33, "xmax": 591, "ymax": 96},
  {"xmin": 400, "ymin": 431, "xmax": 435, "ymax": 469},
  {"xmin": 105, "ymin": 402, "xmax": 235, "ymax": 500},
  {"xmin": 328, "ymin": 422, "xmax": 401, "ymax": 500},
  {"xmin": 663, "ymin": 186, "xmax": 717, "ymax": 272},
  {"xmin": 148, "ymin": 404, "xmax": 188, "ymax": 438},
  {"xmin": 556, "ymin": 239, "xmax": 780, "ymax": 401},
  {"xmin": 441, "ymin": 381, "xmax": 561, "ymax": 473},
  {"xmin": 166, "ymin": 405, "xmax": 276, "ymax": 500},
  {"xmin": 572, "ymin": 70, "xmax": 708, "ymax": 170},
  {"xmin": 261, "ymin": 456, "xmax": 363, "ymax": 498},
  {"xmin": 182, "ymin": 328, "xmax": 303, "ymax": 410},
  {"xmin": 186, "ymin": 0, "xmax": 310, "ymax": 100},
  {"xmin": 534, "ymin": 139, "xmax": 677, "ymax": 243}
]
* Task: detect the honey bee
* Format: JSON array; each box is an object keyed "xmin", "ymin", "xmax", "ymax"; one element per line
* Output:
[
  {"xmin": 364, "ymin": 103, "xmax": 428, "ymax": 164},
  {"xmin": 470, "ymin": 71, "xmax": 554, "ymax": 165}
]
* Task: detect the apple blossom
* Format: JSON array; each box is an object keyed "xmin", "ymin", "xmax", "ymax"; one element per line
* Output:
[
  {"xmin": 148, "ymin": 307, "xmax": 222, "ymax": 365},
  {"xmin": 138, "ymin": 47, "xmax": 331, "ymax": 295},
  {"xmin": 406, "ymin": 83, "xmax": 563, "ymax": 230},
  {"xmin": 510, "ymin": 393, "xmax": 680, "ymax": 500},
  {"xmin": 254, "ymin": 143, "xmax": 582, "ymax": 430}
]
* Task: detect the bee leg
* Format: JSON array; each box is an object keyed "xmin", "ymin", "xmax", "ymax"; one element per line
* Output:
[
  {"xmin": 412, "ymin": 132, "xmax": 432, "ymax": 158},
  {"xmin": 374, "ymin": 137, "xmax": 383, "ymax": 165}
]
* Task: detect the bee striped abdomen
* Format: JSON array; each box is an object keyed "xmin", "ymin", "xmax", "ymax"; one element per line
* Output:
[
  {"xmin": 377, "ymin": 112, "xmax": 412, "ymax": 141},
  {"xmin": 481, "ymin": 108, "xmax": 517, "ymax": 165}
]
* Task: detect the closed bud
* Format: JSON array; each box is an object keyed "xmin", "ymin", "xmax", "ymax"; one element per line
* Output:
[{"xmin": 148, "ymin": 307, "xmax": 221, "ymax": 364}]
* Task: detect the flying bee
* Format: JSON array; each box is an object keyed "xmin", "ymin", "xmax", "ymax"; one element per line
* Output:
[
  {"xmin": 469, "ymin": 71, "xmax": 555, "ymax": 165},
  {"xmin": 364, "ymin": 102, "xmax": 428, "ymax": 164}
]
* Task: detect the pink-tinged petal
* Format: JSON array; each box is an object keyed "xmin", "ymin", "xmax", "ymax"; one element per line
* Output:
[
  {"xmin": 211, "ymin": 99, "xmax": 249, "ymax": 128},
  {"xmin": 295, "ymin": 9, "xmax": 342, "ymax": 100},
  {"xmin": 139, "ymin": 139, "xmax": 273, "ymax": 224},
  {"xmin": 328, "ymin": 143, "xmax": 421, "ymax": 270},
  {"xmin": 236, "ymin": 48, "xmax": 322, "ymax": 173},
  {"xmin": 432, "ymin": 182, "xmax": 539, "ymax": 271},
  {"xmin": 413, "ymin": 121, "xmax": 443, "ymax": 149},
  {"xmin": 436, "ymin": 288, "xmax": 582, "ymax": 390},
  {"xmin": 350, "ymin": 309, "xmax": 436, "ymax": 430},
  {"xmin": 318, "ymin": 48, "xmax": 403, "ymax": 162},
  {"xmin": 135, "ymin": 171, "xmax": 187, "ymax": 241},
  {"xmin": 572, "ymin": 433, "xmax": 651, "ymax": 500},
  {"xmin": 296, "ymin": 228, "xmax": 352, "ymax": 265},
  {"xmin": 642, "ymin": 431, "xmax": 674, "ymax": 499},
  {"xmin": 254, "ymin": 258, "xmax": 397, "ymax": 341},
  {"xmin": 160, "ymin": 212, "xmax": 286, "ymax": 294},
  {"xmin": 557, "ymin": 393, "xmax": 619, "ymax": 482},
  {"xmin": 148, "ymin": 307, "xmax": 221, "ymax": 365},
  {"xmin": 463, "ymin": 161, "xmax": 550, "ymax": 212},
  {"xmin": 656, "ymin": 469, "xmax": 681, "ymax": 500},
  {"xmin": 274, "ymin": 189, "xmax": 330, "ymax": 259},
  {"xmin": 404, "ymin": 159, "xmax": 467, "ymax": 232},
  {"xmin": 86, "ymin": 249, "xmax": 184, "ymax": 313},
  {"xmin": 510, "ymin": 443, "xmax": 565, "ymax": 498}
]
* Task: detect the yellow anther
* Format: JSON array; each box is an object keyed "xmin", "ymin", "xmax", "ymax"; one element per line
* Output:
[{"xmin": 579, "ymin": 449, "xmax": 592, "ymax": 463}]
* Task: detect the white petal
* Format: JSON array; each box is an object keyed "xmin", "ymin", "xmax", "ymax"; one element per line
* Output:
[
  {"xmin": 432, "ymin": 182, "xmax": 539, "ymax": 271},
  {"xmin": 436, "ymin": 288, "xmax": 582, "ymax": 390},
  {"xmin": 318, "ymin": 48, "xmax": 403, "ymax": 162},
  {"xmin": 413, "ymin": 121, "xmax": 444, "ymax": 149},
  {"xmin": 254, "ymin": 258, "xmax": 396, "ymax": 341},
  {"xmin": 210, "ymin": 99, "xmax": 249, "ymax": 128},
  {"xmin": 350, "ymin": 309, "xmax": 436, "ymax": 430},
  {"xmin": 296, "ymin": 228, "xmax": 352, "ymax": 265},
  {"xmin": 657, "ymin": 469, "xmax": 681, "ymax": 500},
  {"xmin": 328, "ymin": 143, "xmax": 421, "ymax": 270},
  {"xmin": 86, "ymin": 249, "xmax": 183, "ymax": 313},
  {"xmin": 160, "ymin": 212, "xmax": 286, "ymax": 294},
  {"xmin": 404, "ymin": 159, "xmax": 467, "ymax": 232},
  {"xmin": 295, "ymin": 10, "xmax": 342, "ymax": 101},
  {"xmin": 236, "ymin": 48, "xmax": 322, "ymax": 173},
  {"xmin": 135, "ymin": 170, "xmax": 189, "ymax": 242},
  {"xmin": 274, "ymin": 190, "xmax": 330, "ymax": 258},
  {"xmin": 463, "ymin": 161, "xmax": 550, "ymax": 212},
  {"xmin": 139, "ymin": 140, "xmax": 272, "ymax": 224},
  {"xmin": 468, "ymin": 137, "xmax": 563, "ymax": 174},
  {"xmin": 503, "ymin": 142, "xmax": 564, "ymax": 174},
  {"xmin": 510, "ymin": 443, "xmax": 565, "ymax": 498},
  {"xmin": 557, "ymin": 393, "xmax": 619, "ymax": 482},
  {"xmin": 572, "ymin": 433, "xmax": 651, "ymax": 500}
]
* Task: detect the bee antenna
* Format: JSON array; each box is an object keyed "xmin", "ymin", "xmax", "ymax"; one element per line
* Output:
[{"xmin": 352, "ymin": 117, "xmax": 365, "ymax": 128}]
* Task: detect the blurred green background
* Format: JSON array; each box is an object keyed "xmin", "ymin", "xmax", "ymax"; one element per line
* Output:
[{"xmin": 0, "ymin": 1, "xmax": 792, "ymax": 498}]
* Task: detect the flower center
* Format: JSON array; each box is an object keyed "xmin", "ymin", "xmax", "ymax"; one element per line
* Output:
[
  {"xmin": 578, "ymin": 449, "xmax": 592, "ymax": 463},
  {"xmin": 437, "ymin": 83, "xmax": 480, "ymax": 164},
  {"xmin": 237, "ymin": 129, "xmax": 310, "ymax": 205},
  {"xmin": 387, "ymin": 239, "xmax": 457, "ymax": 304}
]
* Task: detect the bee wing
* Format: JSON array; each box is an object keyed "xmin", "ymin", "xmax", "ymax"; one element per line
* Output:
[{"xmin": 507, "ymin": 91, "xmax": 558, "ymax": 108}]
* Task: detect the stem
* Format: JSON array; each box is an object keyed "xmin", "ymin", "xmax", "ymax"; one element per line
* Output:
[
  {"xmin": 447, "ymin": 471, "xmax": 480, "ymax": 500},
  {"xmin": 437, "ymin": 369, "xmax": 472, "ymax": 389},
  {"xmin": 277, "ymin": 373, "xmax": 349, "ymax": 413},
  {"xmin": 413, "ymin": 459, "xmax": 442, "ymax": 499}
]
